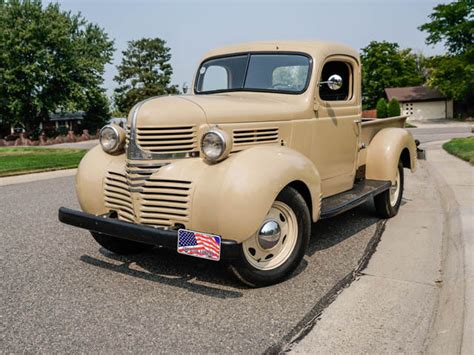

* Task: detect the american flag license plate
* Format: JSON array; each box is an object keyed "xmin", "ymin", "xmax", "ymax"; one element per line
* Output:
[{"xmin": 177, "ymin": 229, "xmax": 221, "ymax": 261}]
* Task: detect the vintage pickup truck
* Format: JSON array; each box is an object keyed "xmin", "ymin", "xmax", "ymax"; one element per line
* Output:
[{"xmin": 59, "ymin": 41, "xmax": 417, "ymax": 287}]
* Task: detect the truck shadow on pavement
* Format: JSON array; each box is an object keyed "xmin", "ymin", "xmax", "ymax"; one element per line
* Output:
[{"xmin": 80, "ymin": 201, "xmax": 383, "ymax": 297}]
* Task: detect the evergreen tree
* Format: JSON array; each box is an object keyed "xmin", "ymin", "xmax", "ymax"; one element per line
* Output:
[
  {"xmin": 376, "ymin": 98, "xmax": 388, "ymax": 118},
  {"xmin": 114, "ymin": 38, "xmax": 179, "ymax": 115},
  {"xmin": 387, "ymin": 98, "xmax": 401, "ymax": 117}
]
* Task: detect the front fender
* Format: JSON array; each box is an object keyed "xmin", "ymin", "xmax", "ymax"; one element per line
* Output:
[
  {"xmin": 366, "ymin": 128, "xmax": 417, "ymax": 183},
  {"xmin": 76, "ymin": 145, "xmax": 125, "ymax": 215},
  {"xmin": 155, "ymin": 146, "xmax": 321, "ymax": 243}
]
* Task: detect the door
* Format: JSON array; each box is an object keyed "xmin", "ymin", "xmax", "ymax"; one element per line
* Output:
[{"xmin": 311, "ymin": 56, "xmax": 361, "ymax": 197}]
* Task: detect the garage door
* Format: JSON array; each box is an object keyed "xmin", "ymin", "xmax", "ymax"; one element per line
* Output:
[{"xmin": 409, "ymin": 101, "xmax": 446, "ymax": 120}]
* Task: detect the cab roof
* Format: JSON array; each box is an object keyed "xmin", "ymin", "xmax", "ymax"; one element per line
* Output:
[{"xmin": 202, "ymin": 40, "xmax": 360, "ymax": 63}]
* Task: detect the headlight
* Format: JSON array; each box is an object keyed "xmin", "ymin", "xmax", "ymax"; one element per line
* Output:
[
  {"xmin": 201, "ymin": 129, "xmax": 228, "ymax": 163},
  {"xmin": 99, "ymin": 124, "xmax": 125, "ymax": 154}
]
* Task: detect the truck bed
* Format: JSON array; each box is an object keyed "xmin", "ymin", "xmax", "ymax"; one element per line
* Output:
[{"xmin": 360, "ymin": 116, "xmax": 408, "ymax": 147}]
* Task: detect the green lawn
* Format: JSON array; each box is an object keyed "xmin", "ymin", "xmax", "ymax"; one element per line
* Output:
[
  {"xmin": 443, "ymin": 137, "xmax": 474, "ymax": 165},
  {"xmin": 0, "ymin": 147, "xmax": 87, "ymax": 177}
]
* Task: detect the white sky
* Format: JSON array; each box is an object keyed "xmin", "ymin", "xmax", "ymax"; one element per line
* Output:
[{"xmin": 48, "ymin": 0, "xmax": 445, "ymax": 98}]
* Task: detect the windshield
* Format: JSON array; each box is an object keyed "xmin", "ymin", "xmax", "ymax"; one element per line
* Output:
[{"xmin": 195, "ymin": 53, "xmax": 312, "ymax": 94}]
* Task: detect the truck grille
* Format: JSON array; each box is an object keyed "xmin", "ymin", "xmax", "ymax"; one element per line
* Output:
[
  {"xmin": 126, "ymin": 161, "xmax": 168, "ymax": 191},
  {"xmin": 104, "ymin": 171, "xmax": 192, "ymax": 228},
  {"xmin": 104, "ymin": 172, "xmax": 135, "ymax": 223},
  {"xmin": 233, "ymin": 128, "xmax": 279, "ymax": 146},
  {"xmin": 136, "ymin": 126, "xmax": 198, "ymax": 154},
  {"xmin": 139, "ymin": 179, "xmax": 192, "ymax": 228}
]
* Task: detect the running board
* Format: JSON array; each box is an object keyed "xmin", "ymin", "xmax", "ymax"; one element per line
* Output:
[{"xmin": 320, "ymin": 179, "xmax": 391, "ymax": 219}]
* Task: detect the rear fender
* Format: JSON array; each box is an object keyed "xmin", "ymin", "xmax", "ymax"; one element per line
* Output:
[{"xmin": 366, "ymin": 128, "xmax": 417, "ymax": 183}]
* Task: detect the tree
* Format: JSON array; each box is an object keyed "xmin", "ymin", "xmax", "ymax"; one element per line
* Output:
[
  {"xmin": 387, "ymin": 98, "xmax": 401, "ymax": 117},
  {"xmin": 376, "ymin": 98, "xmax": 388, "ymax": 118},
  {"xmin": 419, "ymin": 0, "xmax": 473, "ymax": 107},
  {"xmin": 83, "ymin": 89, "xmax": 111, "ymax": 134},
  {"xmin": 419, "ymin": 0, "xmax": 473, "ymax": 55},
  {"xmin": 0, "ymin": 0, "xmax": 114, "ymax": 131},
  {"xmin": 114, "ymin": 38, "xmax": 179, "ymax": 115},
  {"xmin": 360, "ymin": 41, "xmax": 425, "ymax": 109}
]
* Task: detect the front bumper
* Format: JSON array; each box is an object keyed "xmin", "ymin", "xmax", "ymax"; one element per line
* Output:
[{"xmin": 58, "ymin": 207, "xmax": 240, "ymax": 260}]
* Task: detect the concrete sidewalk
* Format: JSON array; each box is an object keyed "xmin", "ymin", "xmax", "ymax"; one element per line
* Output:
[
  {"xmin": 425, "ymin": 142, "xmax": 473, "ymax": 354},
  {"xmin": 291, "ymin": 144, "xmax": 473, "ymax": 353}
]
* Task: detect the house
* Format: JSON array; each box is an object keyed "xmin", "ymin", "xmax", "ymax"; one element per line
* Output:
[
  {"xmin": 49, "ymin": 111, "xmax": 85, "ymax": 131},
  {"xmin": 385, "ymin": 86, "xmax": 453, "ymax": 120}
]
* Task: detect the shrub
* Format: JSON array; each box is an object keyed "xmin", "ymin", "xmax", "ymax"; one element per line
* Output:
[
  {"xmin": 376, "ymin": 98, "xmax": 388, "ymax": 118},
  {"xmin": 388, "ymin": 98, "xmax": 401, "ymax": 117}
]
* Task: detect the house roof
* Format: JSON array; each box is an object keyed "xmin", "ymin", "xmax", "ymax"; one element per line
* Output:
[{"xmin": 385, "ymin": 86, "xmax": 446, "ymax": 103}]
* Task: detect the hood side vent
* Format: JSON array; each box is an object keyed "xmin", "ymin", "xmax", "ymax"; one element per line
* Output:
[{"xmin": 232, "ymin": 127, "xmax": 279, "ymax": 151}]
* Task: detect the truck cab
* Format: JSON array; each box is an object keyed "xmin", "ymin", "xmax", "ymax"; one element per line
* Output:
[{"xmin": 59, "ymin": 41, "xmax": 417, "ymax": 287}]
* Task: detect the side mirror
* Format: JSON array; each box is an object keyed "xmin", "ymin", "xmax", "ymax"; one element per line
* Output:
[
  {"xmin": 182, "ymin": 82, "xmax": 189, "ymax": 94},
  {"xmin": 319, "ymin": 74, "xmax": 343, "ymax": 91}
]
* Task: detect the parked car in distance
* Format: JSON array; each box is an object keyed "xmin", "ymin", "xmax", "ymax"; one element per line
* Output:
[{"xmin": 59, "ymin": 41, "xmax": 417, "ymax": 287}]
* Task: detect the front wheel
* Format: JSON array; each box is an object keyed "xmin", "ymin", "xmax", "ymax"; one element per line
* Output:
[
  {"xmin": 230, "ymin": 186, "xmax": 311, "ymax": 287},
  {"xmin": 374, "ymin": 162, "xmax": 404, "ymax": 218}
]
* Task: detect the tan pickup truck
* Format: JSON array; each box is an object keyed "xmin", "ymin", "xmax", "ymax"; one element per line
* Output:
[{"xmin": 59, "ymin": 41, "xmax": 417, "ymax": 287}]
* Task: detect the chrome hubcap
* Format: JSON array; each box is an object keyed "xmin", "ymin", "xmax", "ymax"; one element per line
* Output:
[
  {"xmin": 242, "ymin": 201, "xmax": 298, "ymax": 271},
  {"xmin": 257, "ymin": 219, "xmax": 281, "ymax": 250}
]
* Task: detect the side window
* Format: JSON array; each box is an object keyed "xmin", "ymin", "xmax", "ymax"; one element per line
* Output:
[
  {"xmin": 319, "ymin": 61, "xmax": 352, "ymax": 101},
  {"xmin": 201, "ymin": 66, "xmax": 228, "ymax": 91}
]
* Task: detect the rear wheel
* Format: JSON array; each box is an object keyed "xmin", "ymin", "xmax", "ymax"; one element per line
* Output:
[
  {"xmin": 374, "ymin": 162, "xmax": 404, "ymax": 218},
  {"xmin": 90, "ymin": 231, "xmax": 151, "ymax": 255},
  {"xmin": 230, "ymin": 186, "xmax": 311, "ymax": 287}
]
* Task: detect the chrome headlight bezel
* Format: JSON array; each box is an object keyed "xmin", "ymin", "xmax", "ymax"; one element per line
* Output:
[
  {"xmin": 200, "ymin": 128, "xmax": 229, "ymax": 163},
  {"xmin": 99, "ymin": 124, "xmax": 125, "ymax": 154}
]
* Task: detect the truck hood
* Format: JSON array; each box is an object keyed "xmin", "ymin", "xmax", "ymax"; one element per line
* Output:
[
  {"xmin": 135, "ymin": 93, "xmax": 308, "ymax": 127},
  {"xmin": 182, "ymin": 93, "xmax": 307, "ymax": 124}
]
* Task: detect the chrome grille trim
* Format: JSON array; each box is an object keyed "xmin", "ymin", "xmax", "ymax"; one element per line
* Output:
[{"xmin": 126, "ymin": 161, "xmax": 168, "ymax": 191}]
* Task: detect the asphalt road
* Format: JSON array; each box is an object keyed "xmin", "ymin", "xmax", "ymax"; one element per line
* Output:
[{"xmin": 1, "ymin": 176, "xmax": 383, "ymax": 353}]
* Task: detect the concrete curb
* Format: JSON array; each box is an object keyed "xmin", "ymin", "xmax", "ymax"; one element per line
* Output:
[
  {"xmin": 0, "ymin": 168, "xmax": 77, "ymax": 187},
  {"xmin": 423, "ymin": 144, "xmax": 473, "ymax": 354},
  {"xmin": 423, "ymin": 159, "xmax": 464, "ymax": 354}
]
